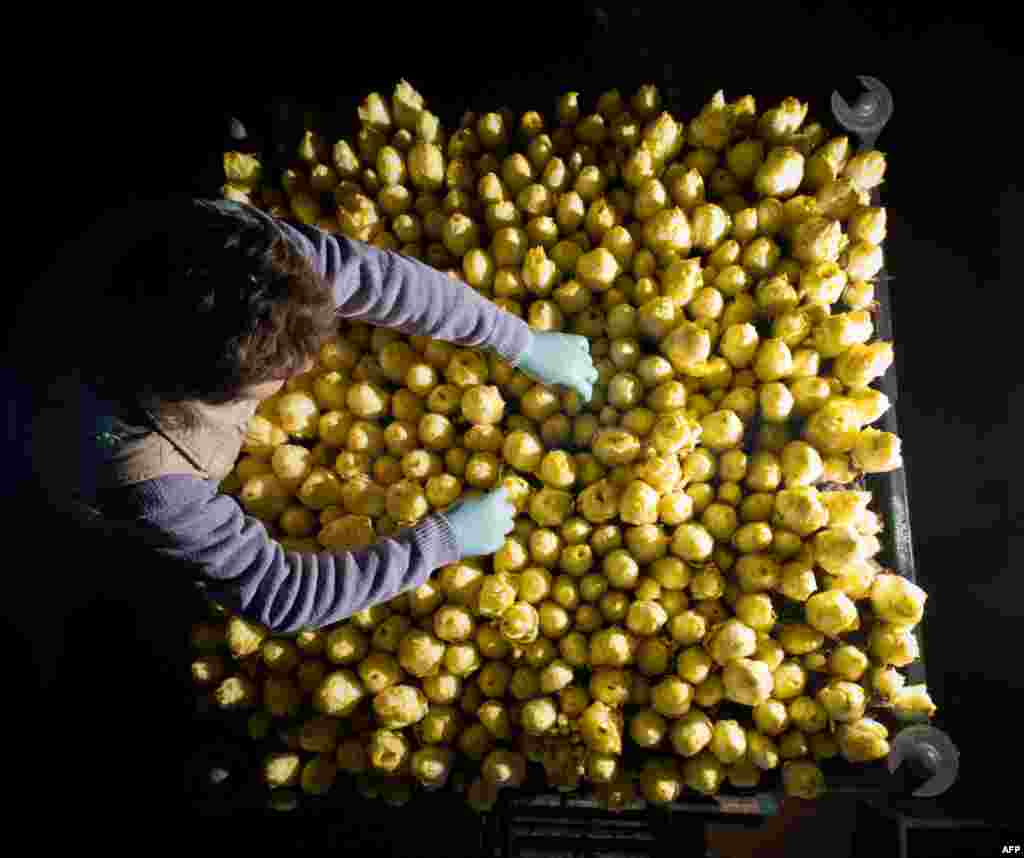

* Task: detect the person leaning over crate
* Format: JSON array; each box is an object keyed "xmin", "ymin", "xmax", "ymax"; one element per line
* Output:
[{"xmin": 38, "ymin": 197, "xmax": 597, "ymax": 637}]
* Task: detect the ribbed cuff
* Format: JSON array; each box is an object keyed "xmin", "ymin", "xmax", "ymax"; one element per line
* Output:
[
  {"xmin": 494, "ymin": 315, "xmax": 534, "ymax": 367},
  {"xmin": 410, "ymin": 513, "xmax": 462, "ymax": 569}
]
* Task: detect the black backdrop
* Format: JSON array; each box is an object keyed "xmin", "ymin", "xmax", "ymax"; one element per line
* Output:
[{"xmin": 4, "ymin": 1, "xmax": 1016, "ymax": 845}]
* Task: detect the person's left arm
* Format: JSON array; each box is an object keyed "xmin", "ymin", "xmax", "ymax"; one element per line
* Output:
[
  {"xmin": 279, "ymin": 217, "xmax": 529, "ymax": 357},
  {"xmin": 266, "ymin": 214, "xmax": 598, "ymax": 400}
]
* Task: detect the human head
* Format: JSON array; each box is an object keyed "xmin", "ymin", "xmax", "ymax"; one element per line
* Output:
[{"xmin": 83, "ymin": 197, "xmax": 337, "ymax": 413}]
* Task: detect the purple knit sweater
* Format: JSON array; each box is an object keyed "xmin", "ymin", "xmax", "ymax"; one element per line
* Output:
[{"xmin": 89, "ymin": 214, "xmax": 533, "ymax": 634}]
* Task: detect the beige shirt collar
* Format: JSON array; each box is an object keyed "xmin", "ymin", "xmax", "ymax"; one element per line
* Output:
[{"xmin": 138, "ymin": 395, "xmax": 260, "ymax": 483}]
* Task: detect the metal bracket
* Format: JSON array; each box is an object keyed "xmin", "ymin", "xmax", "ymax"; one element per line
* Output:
[
  {"xmin": 887, "ymin": 725, "xmax": 960, "ymax": 798},
  {"xmin": 226, "ymin": 116, "xmax": 248, "ymax": 143},
  {"xmin": 831, "ymin": 76, "xmax": 894, "ymax": 148}
]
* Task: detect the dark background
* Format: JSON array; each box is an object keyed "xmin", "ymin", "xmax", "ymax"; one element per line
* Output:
[{"xmin": 3, "ymin": 2, "xmax": 1016, "ymax": 852}]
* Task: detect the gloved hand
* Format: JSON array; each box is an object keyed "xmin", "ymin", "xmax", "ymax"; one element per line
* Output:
[
  {"xmin": 514, "ymin": 331, "xmax": 599, "ymax": 402},
  {"xmin": 442, "ymin": 486, "xmax": 517, "ymax": 557}
]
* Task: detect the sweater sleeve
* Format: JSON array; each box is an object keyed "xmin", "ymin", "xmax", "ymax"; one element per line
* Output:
[
  {"xmin": 270, "ymin": 216, "xmax": 534, "ymax": 364},
  {"xmin": 96, "ymin": 475, "xmax": 461, "ymax": 634}
]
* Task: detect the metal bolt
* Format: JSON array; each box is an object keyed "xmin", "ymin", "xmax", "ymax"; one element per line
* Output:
[
  {"xmin": 208, "ymin": 767, "xmax": 231, "ymax": 785},
  {"xmin": 227, "ymin": 117, "xmax": 247, "ymax": 142},
  {"xmin": 915, "ymin": 743, "xmax": 940, "ymax": 773},
  {"xmin": 855, "ymin": 93, "xmax": 879, "ymax": 117}
]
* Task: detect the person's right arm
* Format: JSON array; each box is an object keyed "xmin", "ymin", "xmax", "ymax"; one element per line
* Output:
[{"xmin": 96, "ymin": 475, "xmax": 460, "ymax": 634}]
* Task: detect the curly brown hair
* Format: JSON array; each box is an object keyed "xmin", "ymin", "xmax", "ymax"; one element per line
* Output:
[{"xmin": 82, "ymin": 198, "xmax": 338, "ymax": 427}]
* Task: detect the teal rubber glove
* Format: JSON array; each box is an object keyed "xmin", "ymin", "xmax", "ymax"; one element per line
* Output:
[
  {"xmin": 514, "ymin": 331, "xmax": 599, "ymax": 402},
  {"xmin": 442, "ymin": 487, "xmax": 517, "ymax": 558}
]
